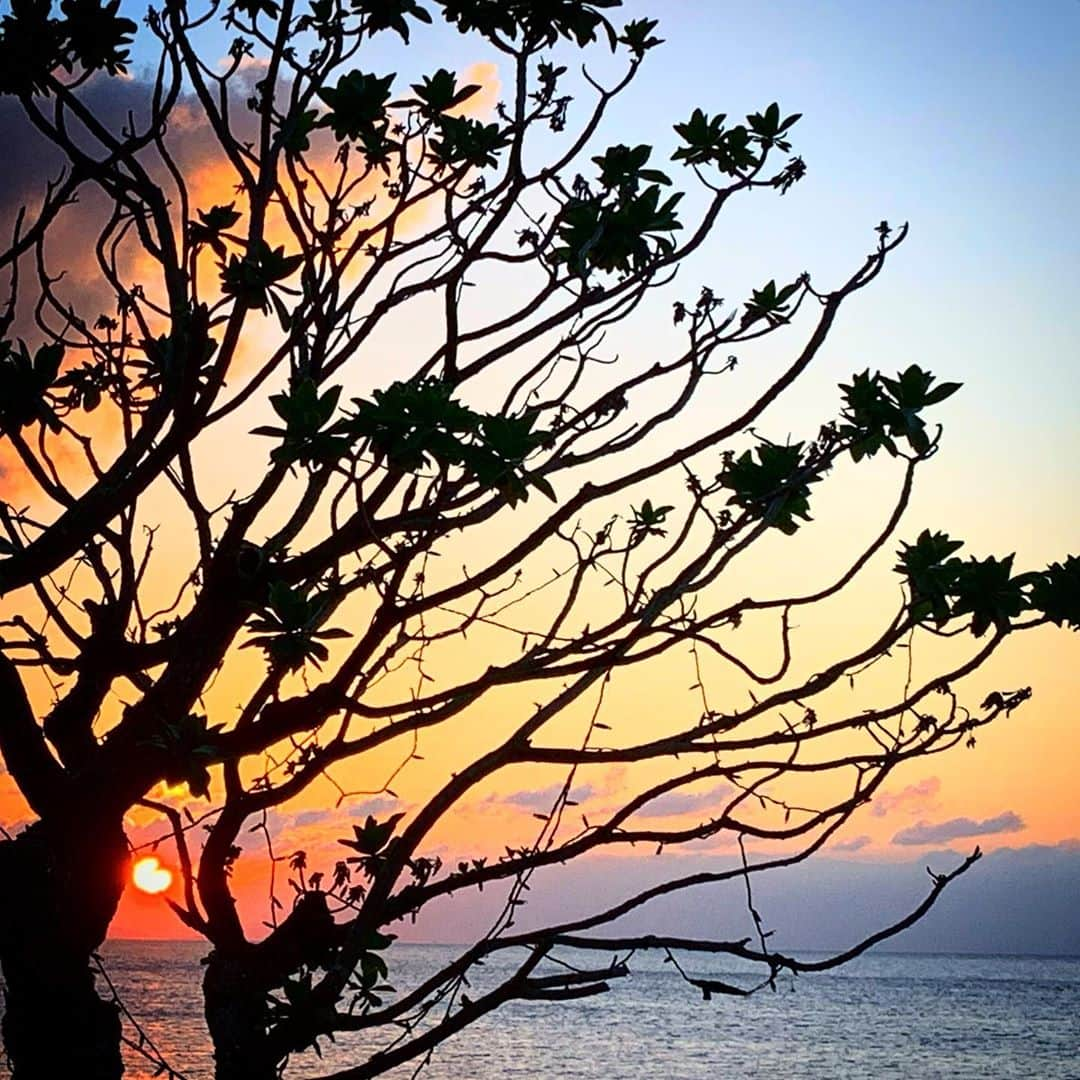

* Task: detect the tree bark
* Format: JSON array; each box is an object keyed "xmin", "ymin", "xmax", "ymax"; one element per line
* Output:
[
  {"xmin": 203, "ymin": 948, "xmax": 279, "ymax": 1080},
  {"xmin": 0, "ymin": 817, "xmax": 128, "ymax": 1079},
  {"xmin": 204, "ymin": 892, "xmax": 337, "ymax": 1080}
]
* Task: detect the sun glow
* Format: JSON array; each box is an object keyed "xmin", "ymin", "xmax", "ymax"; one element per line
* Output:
[{"xmin": 132, "ymin": 856, "xmax": 173, "ymax": 896}]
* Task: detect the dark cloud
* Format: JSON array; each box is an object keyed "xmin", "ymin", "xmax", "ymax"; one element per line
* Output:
[
  {"xmin": 0, "ymin": 68, "xmax": 262, "ymax": 221},
  {"xmin": 0, "ymin": 72, "xmax": 253, "ymax": 339},
  {"xmin": 0, "ymin": 73, "xmax": 266, "ymax": 494},
  {"xmin": 892, "ymin": 812, "xmax": 1025, "ymax": 846},
  {"xmin": 2, "ymin": 76, "xmax": 151, "ymax": 214}
]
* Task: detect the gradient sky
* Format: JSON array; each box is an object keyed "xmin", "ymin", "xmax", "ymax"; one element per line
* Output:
[{"xmin": 1, "ymin": 1, "xmax": 1077, "ymax": 946}]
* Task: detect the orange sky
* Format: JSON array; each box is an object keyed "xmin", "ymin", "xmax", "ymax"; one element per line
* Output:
[{"xmin": 1, "ymin": 33, "xmax": 1077, "ymax": 946}]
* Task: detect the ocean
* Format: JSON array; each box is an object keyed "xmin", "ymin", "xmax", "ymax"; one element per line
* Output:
[{"xmin": 83, "ymin": 942, "xmax": 1080, "ymax": 1079}]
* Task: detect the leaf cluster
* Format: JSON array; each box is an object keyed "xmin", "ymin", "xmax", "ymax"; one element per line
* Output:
[
  {"xmin": 0, "ymin": 339, "xmax": 63, "ymax": 432},
  {"xmin": 430, "ymin": 114, "xmax": 508, "ymax": 170},
  {"xmin": 53, "ymin": 359, "xmax": 111, "ymax": 414},
  {"xmin": 720, "ymin": 442, "xmax": 820, "ymax": 535},
  {"xmin": 231, "ymin": 0, "xmax": 281, "ymax": 22},
  {"xmin": 352, "ymin": 0, "xmax": 434, "ymax": 43},
  {"xmin": 253, "ymin": 379, "xmax": 351, "ymax": 468},
  {"xmin": 552, "ymin": 145, "xmax": 682, "ymax": 278},
  {"xmin": 243, "ymin": 580, "xmax": 351, "ymax": 670},
  {"xmin": 317, "ymin": 69, "xmax": 396, "ymax": 160},
  {"xmin": 346, "ymin": 928, "xmax": 396, "ymax": 1009},
  {"xmin": 592, "ymin": 143, "xmax": 671, "ymax": 198},
  {"xmin": 0, "ymin": 0, "xmax": 136, "ymax": 95},
  {"xmin": 438, "ymin": 0, "xmax": 621, "ymax": 49},
  {"xmin": 617, "ymin": 16, "xmax": 662, "ymax": 58},
  {"xmin": 839, "ymin": 365, "xmax": 961, "ymax": 460},
  {"xmin": 1030, "ymin": 556, "xmax": 1080, "ymax": 631},
  {"xmin": 129, "ymin": 305, "xmax": 218, "ymax": 397},
  {"xmin": 220, "ymin": 241, "xmax": 304, "ymax": 319},
  {"xmin": 338, "ymin": 813, "xmax": 405, "ymax": 894},
  {"xmin": 673, "ymin": 102, "xmax": 800, "ymax": 176},
  {"xmin": 396, "ymin": 67, "xmax": 481, "ymax": 118},
  {"xmin": 896, "ymin": 531, "xmax": 1080, "ymax": 637},
  {"xmin": 339, "ymin": 812, "xmax": 404, "ymax": 860},
  {"xmin": 188, "ymin": 204, "xmax": 243, "ymax": 260},
  {"xmin": 628, "ymin": 497, "xmax": 674, "ymax": 542},
  {"xmin": 740, "ymin": 278, "xmax": 801, "ymax": 329},
  {"xmin": 144, "ymin": 713, "xmax": 224, "ymax": 798},
  {"xmin": 349, "ymin": 378, "xmax": 553, "ymax": 503}
]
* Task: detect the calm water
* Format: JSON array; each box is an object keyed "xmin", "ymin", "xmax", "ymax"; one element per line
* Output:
[{"xmin": 70, "ymin": 944, "xmax": 1080, "ymax": 1077}]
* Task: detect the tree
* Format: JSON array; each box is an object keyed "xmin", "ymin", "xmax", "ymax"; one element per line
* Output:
[{"xmin": 0, "ymin": 0, "xmax": 1076, "ymax": 1077}]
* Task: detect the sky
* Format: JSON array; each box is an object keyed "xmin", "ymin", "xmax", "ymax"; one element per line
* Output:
[{"xmin": 1, "ymin": 1, "xmax": 1078, "ymax": 952}]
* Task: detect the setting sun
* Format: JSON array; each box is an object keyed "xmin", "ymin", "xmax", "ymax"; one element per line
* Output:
[{"xmin": 132, "ymin": 857, "xmax": 173, "ymax": 896}]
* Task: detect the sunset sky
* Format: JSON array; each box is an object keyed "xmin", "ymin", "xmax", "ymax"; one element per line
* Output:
[{"xmin": 1, "ymin": 0, "xmax": 1077, "ymax": 946}]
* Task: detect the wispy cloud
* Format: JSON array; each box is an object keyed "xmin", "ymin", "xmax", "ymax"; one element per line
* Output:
[
  {"xmin": 639, "ymin": 783, "xmax": 733, "ymax": 819},
  {"xmin": 833, "ymin": 835, "xmax": 872, "ymax": 852},
  {"xmin": 347, "ymin": 797, "xmax": 402, "ymax": 819},
  {"xmin": 870, "ymin": 777, "xmax": 940, "ymax": 818},
  {"xmin": 892, "ymin": 811, "xmax": 1025, "ymax": 846},
  {"xmin": 494, "ymin": 784, "xmax": 594, "ymax": 813}
]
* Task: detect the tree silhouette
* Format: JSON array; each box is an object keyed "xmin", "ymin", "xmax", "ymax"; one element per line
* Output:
[{"xmin": 0, "ymin": 0, "xmax": 1076, "ymax": 1078}]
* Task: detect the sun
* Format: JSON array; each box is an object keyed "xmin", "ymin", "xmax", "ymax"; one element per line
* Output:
[{"xmin": 132, "ymin": 856, "xmax": 173, "ymax": 896}]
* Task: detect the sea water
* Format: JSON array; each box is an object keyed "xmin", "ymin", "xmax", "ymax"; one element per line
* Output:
[{"xmin": 83, "ymin": 942, "xmax": 1080, "ymax": 1079}]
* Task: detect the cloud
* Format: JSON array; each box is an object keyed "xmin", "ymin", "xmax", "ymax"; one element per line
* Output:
[
  {"xmin": 870, "ymin": 776, "xmax": 941, "ymax": 818},
  {"xmin": 0, "ymin": 75, "xmax": 237, "ymax": 497},
  {"xmin": 640, "ymin": 782, "xmax": 734, "ymax": 819},
  {"xmin": 671, "ymin": 832, "xmax": 740, "ymax": 854},
  {"xmin": 346, "ymin": 796, "xmax": 401, "ymax": 819},
  {"xmin": 0, "ymin": 62, "xmax": 504, "ymax": 500},
  {"xmin": 451, "ymin": 62, "xmax": 501, "ymax": 117},
  {"xmin": 495, "ymin": 784, "xmax": 594, "ymax": 813},
  {"xmin": 892, "ymin": 812, "xmax": 1025, "ymax": 846},
  {"xmin": 596, "ymin": 765, "xmax": 628, "ymax": 797},
  {"xmin": 833, "ymin": 835, "xmax": 872, "ymax": 852},
  {"xmin": 0, "ymin": 59, "xmax": 503, "ymax": 317}
]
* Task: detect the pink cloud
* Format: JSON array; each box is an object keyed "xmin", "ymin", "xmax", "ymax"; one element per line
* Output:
[{"xmin": 870, "ymin": 776, "xmax": 941, "ymax": 819}]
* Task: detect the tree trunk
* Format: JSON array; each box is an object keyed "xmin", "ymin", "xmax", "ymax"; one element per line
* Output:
[
  {"xmin": 203, "ymin": 948, "xmax": 279, "ymax": 1080},
  {"xmin": 204, "ymin": 892, "xmax": 337, "ymax": 1080},
  {"xmin": 0, "ymin": 817, "xmax": 128, "ymax": 1079}
]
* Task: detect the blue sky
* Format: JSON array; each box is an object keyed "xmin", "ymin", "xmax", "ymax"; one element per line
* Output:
[
  {"xmin": 125, "ymin": 0, "xmax": 1080, "ymax": 471},
  {"xmin": 282, "ymin": 0, "xmax": 1079, "ymax": 555}
]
